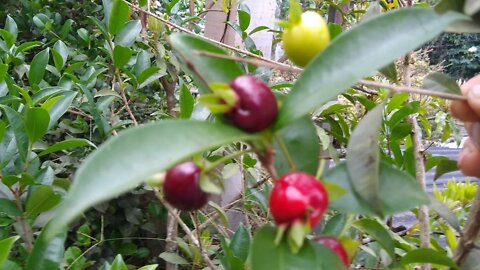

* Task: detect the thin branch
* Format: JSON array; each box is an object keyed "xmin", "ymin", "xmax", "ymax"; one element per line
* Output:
[
  {"xmin": 455, "ymin": 190, "xmax": 480, "ymax": 265},
  {"xmin": 115, "ymin": 70, "xmax": 138, "ymax": 126},
  {"xmin": 156, "ymin": 194, "xmax": 218, "ymax": 270},
  {"xmin": 195, "ymin": 51, "xmax": 467, "ymax": 101}
]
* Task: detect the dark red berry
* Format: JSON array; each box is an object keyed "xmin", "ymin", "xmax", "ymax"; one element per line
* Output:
[
  {"xmin": 314, "ymin": 236, "xmax": 349, "ymax": 267},
  {"xmin": 269, "ymin": 172, "xmax": 328, "ymax": 228},
  {"xmin": 164, "ymin": 161, "xmax": 209, "ymax": 211},
  {"xmin": 225, "ymin": 75, "xmax": 278, "ymax": 132}
]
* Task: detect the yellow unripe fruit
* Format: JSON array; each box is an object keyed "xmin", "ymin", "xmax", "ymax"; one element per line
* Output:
[{"xmin": 282, "ymin": 11, "xmax": 330, "ymax": 67}]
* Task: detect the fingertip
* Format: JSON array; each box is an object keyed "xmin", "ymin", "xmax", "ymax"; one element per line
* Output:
[
  {"xmin": 458, "ymin": 139, "xmax": 480, "ymax": 178},
  {"xmin": 451, "ymin": 100, "xmax": 480, "ymax": 122}
]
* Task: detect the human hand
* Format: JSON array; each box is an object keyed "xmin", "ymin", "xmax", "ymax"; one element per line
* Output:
[{"xmin": 450, "ymin": 75, "xmax": 480, "ymax": 177}]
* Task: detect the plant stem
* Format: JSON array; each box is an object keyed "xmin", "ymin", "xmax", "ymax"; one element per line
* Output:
[
  {"xmin": 455, "ymin": 189, "xmax": 480, "ymax": 265},
  {"xmin": 115, "ymin": 69, "xmax": 138, "ymax": 126},
  {"xmin": 156, "ymin": 193, "xmax": 218, "ymax": 269},
  {"xmin": 404, "ymin": 54, "xmax": 431, "ymax": 270},
  {"xmin": 195, "ymin": 50, "xmax": 466, "ymax": 101},
  {"xmin": 13, "ymin": 190, "xmax": 33, "ymax": 252}
]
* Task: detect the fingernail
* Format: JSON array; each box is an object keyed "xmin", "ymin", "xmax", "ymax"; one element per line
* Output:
[
  {"xmin": 469, "ymin": 122, "xmax": 480, "ymax": 150},
  {"xmin": 469, "ymin": 85, "xmax": 480, "ymax": 99}
]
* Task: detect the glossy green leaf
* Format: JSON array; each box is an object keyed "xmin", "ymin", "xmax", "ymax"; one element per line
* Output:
[
  {"xmin": 0, "ymin": 105, "xmax": 28, "ymax": 160},
  {"xmin": 401, "ymin": 248, "xmax": 459, "ymax": 269},
  {"xmin": 138, "ymin": 66, "xmax": 163, "ymax": 88},
  {"xmin": 429, "ymin": 198, "xmax": 461, "ymax": 232},
  {"xmin": 138, "ymin": 265, "xmax": 159, "ymax": 270},
  {"xmin": 179, "ymin": 84, "xmax": 194, "ymax": 119},
  {"xmin": 113, "ymin": 45, "xmax": 132, "ymax": 68},
  {"xmin": 250, "ymin": 226, "xmax": 344, "ymax": 270},
  {"xmin": 108, "ymin": 0, "xmax": 130, "ymax": 35},
  {"xmin": 25, "ymin": 185, "xmax": 61, "ymax": 218},
  {"xmin": 323, "ymin": 161, "xmax": 429, "ymax": 215},
  {"xmin": 0, "ymin": 120, "xmax": 5, "ymax": 142},
  {"xmin": 434, "ymin": 159, "xmax": 458, "ymax": 180},
  {"xmin": 28, "ymin": 48, "xmax": 50, "ymax": 86},
  {"xmin": 0, "ymin": 198, "xmax": 21, "ymax": 216},
  {"xmin": 169, "ymin": 33, "xmax": 243, "ymax": 94},
  {"xmin": 322, "ymin": 213, "xmax": 348, "ymax": 237},
  {"xmin": 24, "ymin": 107, "xmax": 50, "ymax": 143},
  {"xmin": 115, "ymin": 20, "xmax": 141, "ymax": 47},
  {"xmin": 44, "ymin": 91, "xmax": 77, "ymax": 129},
  {"xmin": 0, "ymin": 236, "xmax": 20, "ymax": 266},
  {"xmin": 45, "ymin": 120, "xmax": 257, "ymax": 239},
  {"xmin": 275, "ymin": 9, "xmax": 466, "ymax": 129},
  {"xmin": 273, "ymin": 116, "xmax": 319, "ymax": 176},
  {"xmin": 353, "ymin": 219, "xmax": 395, "ymax": 258},
  {"xmin": 238, "ymin": 10, "xmax": 250, "ymax": 32},
  {"xmin": 0, "ymin": 30, "xmax": 14, "ymax": 49},
  {"xmin": 423, "ymin": 72, "xmax": 461, "ymax": 95},
  {"xmin": 52, "ymin": 41, "xmax": 68, "ymax": 72},
  {"xmin": 346, "ymin": 103, "xmax": 385, "ymax": 216},
  {"xmin": 25, "ymin": 225, "xmax": 66, "ymax": 270},
  {"xmin": 5, "ymin": 16, "xmax": 18, "ymax": 42},
  {"xmin": 111, "ymin": 254, "xmax": 128, "ymax": 270},
  {"xmin": 38, "ymin": 138, "xmax": 96, "ymax": 157},
  {"xmin": 230, "ymin": 224, "xmax": 250, "ymax": 262},
  {"xmin": 159, "ymin": 252, "xmax": 189, "ymax": 265}
]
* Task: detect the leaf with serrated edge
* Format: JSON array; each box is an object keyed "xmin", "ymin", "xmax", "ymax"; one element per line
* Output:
[{"xmin": 45, "ymin": 120, "xmax": 257, "ymax": 239}]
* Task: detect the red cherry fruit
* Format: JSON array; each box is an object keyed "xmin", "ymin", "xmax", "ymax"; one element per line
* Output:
[
  {"xmin": 315, "ymin": 236, "xmax": 349, "ymax": 267},
  {"xmin": 164, "ymin": 161, "xmax": 209, "ymax": 211},
  {"xmin": 225, "ymin": 75, "xmax": 278, "ymax": 132},
  {"xmin": 269, "ymin": 172, "xmax": 328, "ymax": 228}
]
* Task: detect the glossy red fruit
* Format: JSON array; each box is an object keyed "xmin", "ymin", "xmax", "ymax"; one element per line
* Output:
[
  {"xmin": 164, "ymin": 161, "xmax": 209, "ymax": 211},
  {"xmin": 225, "ymin": 75, "xmax": 278, "ymax": 132},
  {"xmin": 269, "ymin": 172, "xmax": 328, "ymax": 228},
  {"xmin": 315, "ymin": 236, "xmax": 349, "ymax": 267}
]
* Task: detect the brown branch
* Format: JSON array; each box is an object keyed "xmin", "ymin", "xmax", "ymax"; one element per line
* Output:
[
  {"xmin": 160, "ymin": 76, "xmax": 178, "ymax": 117},
  {"xmin": 115, "ymin": 70, "xmax": 138, "ymax": 126},
  {"xmin": 455, "ymin": 190, "xmax": 480, "ymax": 265}
]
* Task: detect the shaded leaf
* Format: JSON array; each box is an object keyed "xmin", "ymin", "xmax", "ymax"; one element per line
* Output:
[
  {"xmin": 159, "ymin": 252, "xmax": 189, "ymax": 265},
  {"xmin": 434, "ymin": 159, "xmax": 458, "ymax": 180},
  {"xmin": 401, "ymin": 248, "xmax": 459, "ymax": 270},
  {"xmin": 28, "ymin": 48, "xmax": 50, "ymax": 86},
  {"xmin": 38, "ymin": 138, "xmax": 96, "ymax": 157},
  {"xmin": 113, "ymin": 45, "xmax": 132, "ymax": 68},
  {"xmin": 353, "ymin": 219, "xmax": 395, "ymax": 258},
  {"xmin": 429, "ymin": 198, "xmax": 461, "ymax": 232},
  {"xmin": 179, "ymin": 84, "xmax": 194, "ymax": 119},
  {"xmin": 115, "ymin": 20, "xmax": 141, "ymax": 47},
  {"xmin": 25, "ymin": 185, "xmax": 61, "ymax": 218},
  {"xmin": 109, "ymin": 0, "xmax": 130, "ymax": 35},
  {"xmin": 24, "ymin": 107, "xmax": 50, "ymax": 143},
  {"xmin": 423, "ymin": 72, "xmax": 461, "ymax": 95},
  {"xmin": 25, "ymin": 225, "xmax": 66, "ymax": 270}
]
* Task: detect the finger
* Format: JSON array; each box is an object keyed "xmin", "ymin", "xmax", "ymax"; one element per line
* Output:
[
  {"xmin": 458, "ymin": 138, "xmax": 480, "ymax": 177},
  {"xmin": 450, "ymin": 100, "xmax": 480, "ymax": 122},
  {"xmin": 466, "ymin": 85, "xmax": 480, "ymax": 118},
  {"xmin": 461, "ymin": 75, "xmax": 480, "ymax": 95}
]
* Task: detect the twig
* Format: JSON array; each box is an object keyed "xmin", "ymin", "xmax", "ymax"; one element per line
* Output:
[
  {"xmin": 115, "ymin": 70, "xmax": 138, "ymax": 126},
  {"xmin": 156, "ymin": 194, "xmax": 218, "ymax": 269},
  {"xmin": 455, "ymin": 190, "xmax": 480, "ymax": 265},
  {"xmin": 194, "ymin": 51, "xmax": 467, "ymax": 101},
  {"xmin": 68, "ymin": 108, "xmax": 93, "ymax": 120},
  {"xmin": 404, "ymin": 54, "xmax": 431, "ymax": 270}
]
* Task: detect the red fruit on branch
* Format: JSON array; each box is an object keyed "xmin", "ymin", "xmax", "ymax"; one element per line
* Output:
[
  {"xmin": 314, "ymin": 236, "xmax": 350, "ymax": 267},
  {"xmin": 225, "ymin": 75, "xmax": 278, "ymax": 132},
  {"xmin": 269, "ymin": 172, "xmax": 329, "ymax": 228},
  {"xmin": 163, "ymin": 161, "xmax": 209, "ymax": 211}
]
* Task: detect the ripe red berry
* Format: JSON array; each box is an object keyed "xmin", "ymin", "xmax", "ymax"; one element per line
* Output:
[
  {"xmin": 269, "ymin": 172, "xmax": 328, "ymax": 228},
  {"xmin": 225, "ymin": 75, "xmax": 278, "ymax": 132},
  {"xmin": 164, "ymin": 161, "xmax": 209, "ymax": 211},
  {"xmin": 314, "ymin": 236, "xmax": 349, "ymax": 267}
]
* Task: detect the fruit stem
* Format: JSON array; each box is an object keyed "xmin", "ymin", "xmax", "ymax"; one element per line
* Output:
[{"xmin": 274, "ymin": 134, "xmax": 297, "ymax": 171}]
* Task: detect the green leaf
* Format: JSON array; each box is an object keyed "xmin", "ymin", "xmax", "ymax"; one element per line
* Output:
[
  {"xmin": 0, "ymin": 236, "xmax": 20, "ymax": 266},
  {"xmin": 52, "ymin": 40, "xmax": 68, "ymax": 72},
  {"xmin": 0, "ymin": 120, "xmax": 5, "ymax": 142},
  {"xmin": 434, "ymin": 159, "xmax": 458, "ymax": 180},
  {"xmin": 169, "ymin": 33, "xmax": 243, "ymax": 94},
  {"xmin": 423, "ymin": 72, "xmax": 461, "ymax": 95},
  {"xmin": 109, "ymin": 0, "xmax": 130, "ymax": 35},
  {"xmin": 0, "ymin": 30, "xmax": 14, "ymax": 49},
  {"xmin": 464, "ymin": 0, "xmax": 480, "ymax": 16},
  {"xmin": 113, "ymin": 45, "xmax": 132, "ymax": 68},
  {"xmin": 28, "ymin": 48, "xmax": 50, "ymax": 86},
  {"xmin": 45, "ymin": 120, "xmax": 257, "ymax": 239},
  {"xmin": 379, "ymin": 63, "xmax": 398, "ymax": 83},
  {"xmin": 250, "ymin": 226, "xmax": 344, "ymax": 270},
  {"xmin": 180, "ymin": 84, "xmax": 194, "ymax": 119},
  {"xmin": 0, "ymin": 105, "xmax": 28, "ymax": 160},
  {"xmin": 38, "ymin": 138, "xmax": 96, "ymax": 157},
  {"xmin": 159, "ymin": 252, "xmax": 189, "ymax": 265},
  {"xmin": 429, "ymin": 198, "xmax": 461, "ymax": 232},
  {"xmin": 346, "ymin": 103, "xmax": 385, "ymax": 216},
  {"xmin": 5, "ymin": 16, "xmax": 18, "ymax": 42},
  {"xmin": 323, "ymin": 161, "xmax": 429, "ymax": 215},
  {"xmin": 25, "ymin": 185, "xmax": 61, "ymax": 218},
  {"xmin": 328, "ymin": 23, "xmax": 343, "ymax": 40},
  {"xmin": 230, "ymin": 224, "xmax": 250, "ymax": 262},
  {"xmin": 115, "ymin": 20, "xmax": 142, "ymax": 47},
  {"xmin": 353, "ymin": 219, "xmax": 395, "ymax": 258},
  {"xmin": 401, "ymin": 248, "xmax": 459, "ymax": 270},
  {"xmin": 138, "ymin": 66, "xmax": 162, "ymax": 88},
  {"xmin": 0, "ymin": 198, "xmax": 21, "ymax": 216},
  {"xmin": 44, "ymin": 91, "xmax": 77, "ymax": 129},
  {"xmin": 275, "ymin": 8, "xmax": 466, "ymax": 129},
  {"xmin": 26, "ymin": 225, "xmax": 66, "ymax": 270},
  {"xmin": 138, "ymin": 265, "xmax": 159, "ymax": 270},
  {"xmin": 238, "ymin": 10, "xmax": 251, "ymax": 32},
  {"xmin": 24, "ymin": 107, "xmax": 50, "ymax": 143},
  {"xmin": 111, "ymin": 254, "xmax": 128, "ymax": 270},
  {"xmin": 322, "ymin": 213, "xmax": 348, "ymax": 237},
  {"xmin": 273, "ymin": 116, "xmax": 319, "ymax": 176}
]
